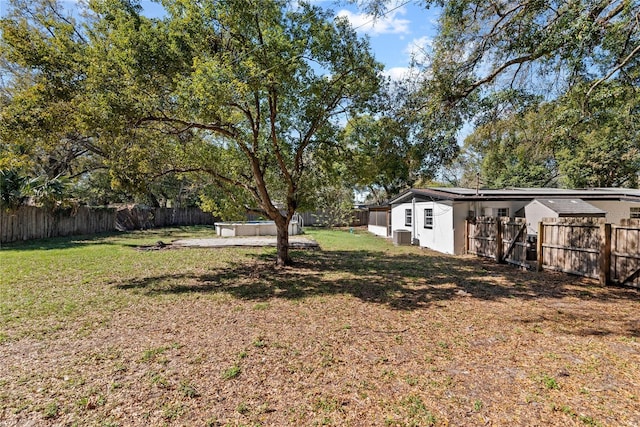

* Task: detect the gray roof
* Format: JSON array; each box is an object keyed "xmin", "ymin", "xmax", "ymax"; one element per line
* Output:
[
  {"xmin": 530, "ymin": 198, "xmax": 607, "ymax": 216},
  {"xmin": 389, "ymin": 187, "xmax": 640, "ymax": 204}
]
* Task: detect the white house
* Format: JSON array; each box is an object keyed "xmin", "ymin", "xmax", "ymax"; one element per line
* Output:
[{"xmin": 388, "ymin": 187, "xmax": 640, "ymax": 255}]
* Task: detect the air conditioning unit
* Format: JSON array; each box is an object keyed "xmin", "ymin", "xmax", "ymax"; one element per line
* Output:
[{"xmin": 393, "ymin": 230, "xmax": 412, "ymax": 246}]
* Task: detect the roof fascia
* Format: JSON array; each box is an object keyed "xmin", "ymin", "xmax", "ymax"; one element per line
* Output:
[{"xmin": 389, "ymin": 188, "xmax": 640, "ymax": 204}]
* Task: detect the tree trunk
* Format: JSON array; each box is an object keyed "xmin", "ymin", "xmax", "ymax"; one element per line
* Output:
[{"xmin": 275, "ymin": 218, "xmax": 292, "ymax": 266}]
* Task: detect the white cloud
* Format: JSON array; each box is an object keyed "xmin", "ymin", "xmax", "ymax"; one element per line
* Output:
[
  {"xmin": 383, "ymin": 65, "xmax": 429, "ymax": 83},
  {"xmin": 404, "ymin": 36, "xmax": 433, "ymax": 64},
  {"xmin": 336, "ymin": 7, "xmax": 410, "ymax": 35},
  {"xmin": 383, "ymin": 67, "xmax": 410, "ymax": 81},
  {"xmin": 380, "ymin": 37, "xmax": 434, "ymax": 81}
]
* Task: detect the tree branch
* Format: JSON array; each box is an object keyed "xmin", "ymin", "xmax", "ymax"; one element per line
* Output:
[
  {"xmin": 135, "ymin": 115, "xmax": 238, "ymax": 139},
  {"xmin": 585, "ymin": 43, "xmax": 640, "ymax": 100},
  {"xmin": 459, "ymin": 52, "xmax": 547, "ymax": 100},
  {"xmin": 46, "ymin": 0, "xmax": 87, "ymax": 44},
  {"xmin": 152, "ymin": 167, "xmax": 260, "ymax": 201}
]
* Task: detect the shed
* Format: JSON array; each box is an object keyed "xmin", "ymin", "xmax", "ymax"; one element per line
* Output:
[{"xmin": 524, "ymin": 198, "xmax": 607, "ymax": 234}]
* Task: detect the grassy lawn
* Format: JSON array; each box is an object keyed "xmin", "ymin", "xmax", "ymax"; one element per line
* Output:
[{"xmin": 1, "ymin": 226, "xmax": 639, "ymax": 426}]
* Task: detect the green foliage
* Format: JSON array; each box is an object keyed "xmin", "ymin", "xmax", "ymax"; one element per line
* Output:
[
  {"xmin": 24, "ymin": 174, "xmax": 71, "ymax": 210},
  {"xmin": 398, "ymin": 394, "xmax": 437, "ymax": 426},
  {"xmin": 541, "ymin": 374, "xmax": 560, "ymax": 390},
  {"xmin": 339, "ymin": 115, "xmax": 416, "ymax": 202},
  {"xmin": 406, "ymin": 0, "xmax": 640, "ymax": 188},
  {"xmin": 337, "ymin": 78, "xmax": 462, "ymax": 202},
  {"xmin": 464, "ymin": 82, "xmax": 640, "ymax": 188},
  {"xmin": 0, "ymin": 0, "xmax": 98, "ymax": 201},
  {"xmin": 42, "ymin": 401, "xmax": 59, "ymax": 419},
  {"xmin": 179, "ymin": 380, "xmax": 200, "ymax": 398},
  {"xmin": 198, "ymin": 183, "xmax": 255, "ymax": 221},
  {"xmin": 0, "ymin": 169, "xmax": 73, "ymax": 211},
  {"xmin": 0, "ymin": 168, "xmax": 28, "ymax": 210},
  {"xmin": 311, "ymin": 183, "xmax": 355, "ymax": 227},
  {"xmin": 236, "ymin": 401, "xmax": 250, "ymax": 415},
  {"xmin": 554, "ymin": 82, "xmax": 640, "ymax": 188},
  {"xmin": 141, "ymin": 346, "xmax": 169, "ymax": 363},
  {"xmin": 427, "ymin": 0, "xmax": 639, "ymax": 103}
]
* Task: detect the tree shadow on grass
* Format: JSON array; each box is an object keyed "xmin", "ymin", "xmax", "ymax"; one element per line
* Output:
[
  {"xmin": 115, "ymin": 247, "xmax": 640, "ymax": 311},
  {"xmin": 0, "ymin": 226, "xmax": 217, "ymax": 251},
  {"xmin": 113, "ymin": 247, "xmax": 640, "ymax": 339},
  {"xmin": 0, "ymin": 231, "xmax": 123, "ymax": 251}
]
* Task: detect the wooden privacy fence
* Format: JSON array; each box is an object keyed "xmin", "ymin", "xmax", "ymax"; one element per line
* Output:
[
  {"xmin": 466, "ymin": 216, "xmax": 499, "ymax": 259},
  {"xmin": 467, "ymin": 217, "xmax": 530, "ymax": 268},
  {"xmin": 537, "ymin": 218, "xmax": 606, "ymax": 282},
  {"xmin": 1, "ymin": 206, "xmax": 216, "ymax": 244},
  {"xmin": 467, "ymin": 216, "xmax": 640, "ymax": 287},
  {"xmin": 115, "ymin": 207, "xmax": 216, "ymax": 231},
  {"xmin": 0, "ymin": 206, "xmax": 116, "ymax": 244}
]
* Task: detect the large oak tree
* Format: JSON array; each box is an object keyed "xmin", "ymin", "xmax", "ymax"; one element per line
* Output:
[
  {"xmin": 1, "ymin": 0, "xmax": 383, "ymax": 265},
  {"xmin": 363, "ymin": 0, "xmax": 640, "ymax": 187}
]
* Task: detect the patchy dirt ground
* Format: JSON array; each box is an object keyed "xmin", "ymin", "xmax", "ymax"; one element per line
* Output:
[{"xmin": 1, "ymin": 237, "xmax": 639, "ymax": 426}]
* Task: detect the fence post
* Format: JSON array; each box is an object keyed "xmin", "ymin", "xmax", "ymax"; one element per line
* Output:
[
  {"xmin": 599, "ymin": 222, "xmax": 611, "ymax": 286},
  {"xmin": 536, "ymin": 221, "xmax": 544, "ymax": 272},
  {"xmin": 495, "ymin": 218, "xmax": 503, "ymax": 263}
]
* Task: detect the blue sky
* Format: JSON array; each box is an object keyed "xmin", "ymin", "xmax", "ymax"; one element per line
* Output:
[{"xmin": 329, "ymin": 1, "xmax": 441, "ymax": 80}]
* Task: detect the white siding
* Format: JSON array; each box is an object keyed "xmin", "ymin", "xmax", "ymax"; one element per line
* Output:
[
  {"xmin": 413, "ymin": 201, "xmax": 455, "ymax": 254},
  {"xmin": 391, "ymin": 200, "xmax": 529, "ymax": 255},
  {"xmin": 391, "ymin": 203, "xmax": 412, "ymax": 230},
  {"xmin": 391, "ymin": 202, "xmax": 451, "ymax": 252},
  {"xmin": 524, "ymin": 201, "xmax": 558, "ymax": 234},
  {"xmin": 470, "ymin": 201, "xmax": 528, "ymax": 218},
  {"xmin": 368, "ymin": 224, "xmax": 388, "ymax": 237},
  {"xmin": 390, "ymin": 193, "xmax": 640, "ymax": 255},
  {"xmin": 589, "ymin": 200, "xmax": 640, "ymax": 225}
]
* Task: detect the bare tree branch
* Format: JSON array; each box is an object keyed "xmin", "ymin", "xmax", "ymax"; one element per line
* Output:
[{"xmin": 585, "ymin": 43, "xmax": 640, "ymax": 100}]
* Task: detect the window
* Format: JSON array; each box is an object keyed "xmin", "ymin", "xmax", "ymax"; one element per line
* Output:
[
  {"xmin": 405, "ymin": 209, "xmax": 412, "ymax": 226},
  {"xmin": 631, "ymin": 207, "xmax": 640, "ymax": 219},
  {"xmin": 424, "ymin": 208, "xmax": 433, "ymax": 229},
  {"xmin": 370, "ymin": 210, "xmax": 388, "ymax": 226},
  {"xmin": 497, "ymin": 208, "xmax": 509, "ymax": 218}
]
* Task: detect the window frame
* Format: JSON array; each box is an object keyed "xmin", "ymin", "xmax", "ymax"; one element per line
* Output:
[
  {"xmin": 405, "ymin": 208, "xmax": 412, "ymax": 226},
  {"xmin": 630, "ymin": 207, "xmax": 640, "ymax": 219},
  {"xmin": 424, "ymin": 208, "xmax": 433, "ymax": 229},
  {"xmin": 497, "ymin": 208, "xmax": 509, "ymax": 218}
]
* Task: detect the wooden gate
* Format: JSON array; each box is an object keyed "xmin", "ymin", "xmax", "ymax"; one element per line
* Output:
[
  {"xmin": 538, "ymin": 218, "xmax": 605, "ymax": 281},
  {"xmin": 500, "ymin": 218, "xmax": 529, "ymax": 268},
  {"xmin": 467, "ymin": 217, "xmax": 529, "ymax": 267},
  {"xmin": 611, "ymin": 219, "xmax": 640, "ymax": 287},
  {"xmin": 467, "ymin": 217, "xmax": 498, "ymax": 259}
]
